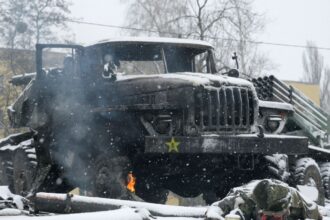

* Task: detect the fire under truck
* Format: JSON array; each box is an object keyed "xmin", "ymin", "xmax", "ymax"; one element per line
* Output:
[{"xmin": 0, "ymin": 37, "xmax": 329, "ymax": 205}]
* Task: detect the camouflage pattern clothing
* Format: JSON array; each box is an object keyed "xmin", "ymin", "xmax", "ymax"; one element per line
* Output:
[{"xmin": 205, "ymin": 179, "xmax": 322, "ymax": 220}]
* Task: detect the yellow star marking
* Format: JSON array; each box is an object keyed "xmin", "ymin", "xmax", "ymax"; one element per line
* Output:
[{"xmin": 166, "ymin": 137, "xmax": 180, "ymax": 153}]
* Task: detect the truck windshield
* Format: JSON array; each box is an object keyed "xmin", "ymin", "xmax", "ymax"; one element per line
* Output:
[{"xmin": 97, "ymin": 43, "xmax": 212, "ymax": 75}]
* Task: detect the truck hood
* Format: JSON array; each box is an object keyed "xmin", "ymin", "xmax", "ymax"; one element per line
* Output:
[{"xmin": 115, "ymin": 72, "xmax": 253, "ymax": 95}]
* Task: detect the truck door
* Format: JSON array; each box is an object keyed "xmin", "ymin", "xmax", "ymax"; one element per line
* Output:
[
  {"xmin": 34, "ymin": 44, "xmax": 88, "ymax": 173},
  {"xmin": 36, "ymin": 44, "xmax": 84, "ymax": 80},
  {"xmin": 34, "ymin": 44, "xmax": 85, "ymax": 129}
]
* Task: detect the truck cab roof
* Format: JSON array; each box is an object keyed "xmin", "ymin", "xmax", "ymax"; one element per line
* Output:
[{"xmin": 85, "ymin": 37, "xmax": 214, "ymax": 49}]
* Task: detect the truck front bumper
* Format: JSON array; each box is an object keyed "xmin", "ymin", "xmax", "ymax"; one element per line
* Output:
[{"xmin": 145, "ymin": 134, "xmax": 308, "ymax": 155}]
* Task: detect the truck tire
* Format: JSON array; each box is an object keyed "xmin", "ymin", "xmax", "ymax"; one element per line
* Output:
[
  {"xmin": 12, "ymin": 148, "xmax": 37, "ymax": 196},
  {"xmin": 293, "ymin": 157, "xmax": 324, "ymax": 205},
  {"xmin": 320, "ymin": 162, "xmax": 330, "ymax": 199},
  {"xmin": 92, "ymin": 155, "xmax": 131, "ymax": 199},
  {"xmin": 263, "ymin": 154, "xmax": 290, "ymax": 182}
]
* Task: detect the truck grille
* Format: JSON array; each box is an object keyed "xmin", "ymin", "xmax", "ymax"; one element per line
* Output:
[{"xmin": 194, "ymin": 87, "xmax": 254, "ymax": 132}]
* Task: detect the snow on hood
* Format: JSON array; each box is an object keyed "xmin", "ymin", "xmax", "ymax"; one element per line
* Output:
[{"xmin": 116, "ymin": 72, "xmax": 253, "ymax": 88}]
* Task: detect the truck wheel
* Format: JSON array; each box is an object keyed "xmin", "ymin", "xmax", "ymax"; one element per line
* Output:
[
  {"xmin": 92, "ymin": 155, "xmax": 131, "ymax": 199},
  {"xmin": 320, "ymin": 162, "xmax": 330, "ymax": 199},
  {"xmin": 293, "ymin": 157, "xmax": 324, "ymax": 205},
  {"xmin": 12, "ymin": 148, "xmax": 37, "ymax": 196}
]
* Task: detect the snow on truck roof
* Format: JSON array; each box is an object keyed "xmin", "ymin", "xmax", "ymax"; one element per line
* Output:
[{"xmin": 86, "ymin": 37, "xmax": 214, "ymax": 48}]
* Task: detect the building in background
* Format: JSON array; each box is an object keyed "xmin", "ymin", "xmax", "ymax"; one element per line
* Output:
[{"xmin": 285, "ymin": 81, "xmax": 321, "ymax": 106}]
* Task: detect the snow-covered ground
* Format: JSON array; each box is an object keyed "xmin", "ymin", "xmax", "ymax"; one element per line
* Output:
[
  {"xmin": 3, "ymin": 205, "xmax": 330, "ymax": 220},
  {"xmin": 320, "ymin": 205, "xmax": 330, "ymax": 220},
  {"xmin": 1, "ymin": 185, "xmax": 330, "ymax": 219},
  {"xmin": 1, "ymin": 207, "xmax": 205, "ymax": 220}
]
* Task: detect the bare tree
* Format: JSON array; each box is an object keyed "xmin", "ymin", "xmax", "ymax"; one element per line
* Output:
[
  {"xmin": 0, "ymin": 0, "xmax": 73, "ymax": 137},
  {"xmin": 0, "ymin": 0, "xmax": 30, "ymax": 48},
  {"xmin": 321, "ymin": 68, "xmax": 330, "ymax": 111},
  {"xmin": 225, "ymin": 0, "xmax": 274, "ymax": 76},
  {"xmin": 302, "ymin": 41, "xmax": 323, "ymax": 84},
  {"xmin": 0, "ymin": 0, "xmax": 73, "ymax": 49},
  {"xmin": 302, "ymin": 41, "xmax": 330, "ymax": 111},
  {"xmin": 123, "ymin": 0, "xmax": 188, "ymax": 37},
  {"xmin": 29, "ymin": 0, "xmax": 72, "ymax": 44},
  {"xmin": 123, "ymin": 0, "xmax": 273, "ymax": 76}
]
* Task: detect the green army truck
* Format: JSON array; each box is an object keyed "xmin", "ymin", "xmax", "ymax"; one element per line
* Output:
[{"xmin": 0, "ymin": 37, "xmax": 328, "ymax": 205}]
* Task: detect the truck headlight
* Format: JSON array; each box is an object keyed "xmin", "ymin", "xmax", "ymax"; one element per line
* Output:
[
  {"xmin": 266, "ymin": 115, "xmax": 282, "ymax": 132},
  {"xmin": 154, "ymin": 115, "xmax": 172, "ymax": 134}
]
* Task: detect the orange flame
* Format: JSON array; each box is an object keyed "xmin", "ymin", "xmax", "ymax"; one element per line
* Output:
[{"xmin": 127, "ymin": 171, "xmax": 136, "ymax": 193}]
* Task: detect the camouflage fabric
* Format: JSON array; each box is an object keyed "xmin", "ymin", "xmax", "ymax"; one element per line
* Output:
[{"xmin": 206, "ymin": 179, "xmax": 322, "ymax": 220}]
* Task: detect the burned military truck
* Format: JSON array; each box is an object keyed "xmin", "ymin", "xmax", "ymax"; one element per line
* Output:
[{"xmin": 0, "ymin": 38, "xmax": 329, "ymax": 204}]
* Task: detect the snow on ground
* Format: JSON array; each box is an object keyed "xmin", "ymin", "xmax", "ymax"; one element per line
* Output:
[
  {"xmin": 0, "ymin": 186, "xmax": 25, "ymax": 210},
  {"xmin": 319, "ymin": 203, "xmax": 330, "ymax": 220},
  {"xmin": 2, "ymin": 185, "xmax": 330, "ymax": 219},
  {"xmin": 2, "ymin": 207, "xmax": 204, "ymax": 220},
  {"xmin": 4, "ymin": 207, "xmax": 157, "ymax": 220},
  {"xmin": 2, "ymin": 204, "xmax": 330, "ymax": 219}
]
